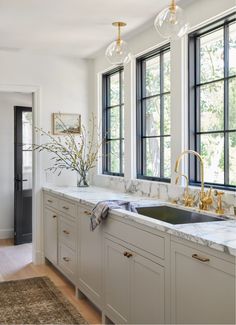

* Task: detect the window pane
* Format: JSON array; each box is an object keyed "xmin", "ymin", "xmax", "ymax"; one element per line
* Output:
[
  {"xmin": 107, "ymin": 107, "xmax": 120, "ymax": 139},
  {"xmin": 229, "ymin": 77, "xmax": 236, "ymax": 130},
  {"xmin": 144, "ymin": 56, "xmax": 160, "ymax": 97},
  {"xmin": 199, "ymin": 133, "xmax": 224, "ymax": 184},
  {"xmin": 121, "ymin": 139, "xmax": 124, "ymax": 174},
  {"xmin": 109, "ymin": 73, "xmax": 120, "ymax": 106},
  {"xmin": 229, "ymin": 132, "xmax": 236, "ymax": 185},
  {"xmin": 121, "ymin": 70, "xmax": 124, "ymax": 104},
  {"xmin": 164, "ymin": 136, "xmax": 171, "ymax": 178},
  {"xmin": 164, "ymin": 94, "xmax": 171, "ymax": 135},
  {"xmin": 200, "ymin": 28, "xmax": 224, "ymax": 83},
  {"xmin": 163, "ymin": 51, "xmax": 171, "ymax": 92},
  {"xmin": 108, "ymin": 140, "xmax": 120, "ymax": 173},
  {"xmin": 229, "ymin": 22, "xmax": 236, "ymax": 76},
  {"xmin": 144, "ymin": 97, "xmax": 160, "ymax": 136},
  {"xmin": 200, "ymin": 81, "xmax": 224, "ymax": 132},
  {"xmin": 143, "ymin": 137, "xmax": 160, "ymax": 177}
]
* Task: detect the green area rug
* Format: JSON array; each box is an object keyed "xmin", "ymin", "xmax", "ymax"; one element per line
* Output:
[{"xmin": 0, "ymin": 276, "xmax": 88, "ymax": 324}]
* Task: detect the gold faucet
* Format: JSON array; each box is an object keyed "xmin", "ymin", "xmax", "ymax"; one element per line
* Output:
[
  {"xmin": 175, "ymin": 150, "xmax": 213, "ymax": 210},
  {"xmin": 175, "ymin": 174, "xmax": 194, "ymax": 207},
  {"xmin": 214, "ymin": 190, "xmax": 224, "ymax": 215}
]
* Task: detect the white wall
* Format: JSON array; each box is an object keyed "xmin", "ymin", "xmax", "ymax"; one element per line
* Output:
[
  {"xmin": 0, "ymin": 52, "xmax": 90, "ymax": 186},
  {"xmin": 90, "ymin": 0, "xmax": 236, "ymax": 203},
  {"xmin": 0, "ymin": 92, "xmax": 32, "ymax": 239}
]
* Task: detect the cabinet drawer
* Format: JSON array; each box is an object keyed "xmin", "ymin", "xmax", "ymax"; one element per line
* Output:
[
  {"xmin": 58, "ymin": 199, "xmax": 76, "ymax": 218},
  {"xmin": 104, "ymin": 218, "xmax": 165, "ymax": 259},
  {"xmin": 58, "ymin": 243, "xmax": 76, "ymax": 282},
  {"xmin": 44, "ymin": 193, "xmax": 58, "ymax": 210},
  {"xmin": 59, "ymin": 217, "xmax": 76, "ymax": 250}
]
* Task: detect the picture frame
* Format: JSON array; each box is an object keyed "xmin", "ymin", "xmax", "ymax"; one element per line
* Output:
[{"xmin": 52, "ymin": 113, "xmax": 81, "ymax": 135}]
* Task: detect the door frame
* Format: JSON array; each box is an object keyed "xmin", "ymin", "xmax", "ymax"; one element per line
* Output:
[{"xmin": 0, "ymin": 84, "xmax": 42, "ymax": 264}]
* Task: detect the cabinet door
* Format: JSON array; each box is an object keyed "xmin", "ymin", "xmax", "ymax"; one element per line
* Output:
[
  {"xmin": 104, "ymin": 238, "xmax": 130, "ymax": 324},
  {"xmin": 171, "ymin": 241, "xmax": 235, "ymax": 324},
  {"xmin": 131, "ymin": 254, "xmax": 165, "ymax": 324},
  {"xmin": 78, "ymin": 208, "xmax": 102, "ymax": 308},
  {"xmin": 44, "ymin": 208, "xmax": 58, "ymax": 264}
]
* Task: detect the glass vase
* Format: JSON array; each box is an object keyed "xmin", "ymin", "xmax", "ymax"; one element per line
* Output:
[{"xmin": 77, "ymin": 171, "xmax": 89, "ymax": 187}]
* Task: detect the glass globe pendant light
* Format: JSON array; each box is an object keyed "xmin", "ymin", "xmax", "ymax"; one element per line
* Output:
[
  {"xmin": 154, "ymin": 0, "xmax": 189, "ymax": 40},
  {"xmin": 105, "ymin": 22, "xmax": 131, "ymax": 66}
]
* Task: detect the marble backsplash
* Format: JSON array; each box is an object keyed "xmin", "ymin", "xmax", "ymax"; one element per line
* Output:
[{"xmin": 91, "ymin": 174, "xmax": 236, "ymax": 216}]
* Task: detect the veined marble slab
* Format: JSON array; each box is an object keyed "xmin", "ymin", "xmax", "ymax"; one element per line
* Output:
[{"xmin": 43, "ymin": 185, "xmax": 236, "ymax": 257}]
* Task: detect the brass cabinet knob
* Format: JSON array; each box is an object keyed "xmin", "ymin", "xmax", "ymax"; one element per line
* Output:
[
  {"xmin": 62, "ymin": 206, "xmax": 69, "ymax": 210},
  {"xmin": 84, "ymin": 210, "xmax": 92, "ymax": 216},
  {"xmin": 63, "ymin": 257, "xmax": 70, "ymax": 262},
  {"xmin": 52, "ymin": 215, "xmax": 57, "ymax": 219},
  {"xmin": 123, "ymin": 251, "xmax": 133, "ymax": 258},
  {"xmin": 192, "ymin": 253, "xmax": 210, "ymax": 262},
  {"xmin": 63, "ymin": 230, "xmax": 70, "ymax": 235}
]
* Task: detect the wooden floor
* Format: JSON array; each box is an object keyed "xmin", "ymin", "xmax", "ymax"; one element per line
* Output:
[{"xmin": 0, "ymin": 239, "xmax": 101, "ymax": 324}]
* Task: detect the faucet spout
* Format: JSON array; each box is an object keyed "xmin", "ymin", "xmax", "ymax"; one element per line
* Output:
[{"xmin": 175, "ymin": 150, "xmax": 205, "ymax": 196}]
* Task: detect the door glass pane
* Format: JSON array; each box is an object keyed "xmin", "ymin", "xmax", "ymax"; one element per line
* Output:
[
  {"xmin": 200, "ymin": 28, "xmax": 224, "ymax": 83},
  {"xmin": 199, "ymin": 133, "xmax": 224, "ymax": 184},
  {"xmin": 229, "ymin": 22, "xmax": 236, "ymax": 76},
  {"xmin": 144, "ymin": 97, "xmax": 160, "ymax": 136},
  {"xmin": 200, "ymin": 81, "xmax": 224, "ymax": 132},
  {"xmin": 109, "ymin": 72, "xmax": 120, "ymax": 106},
  {"xmin": 144, "ymin": 56, "xmax": 160, "ymax": 97},
  {"xmin": 22, "ymin": 111, "xmax": 32, "ymax": 190},
  {"xmin": 229, "ymin": 77, "xmax": 236, "ymax": 130},
  {"xmin": 229, "ymin": 132, "xmax": 236, "ymax": 186},
  {"xmin": 143, "ymin": 137, "xmax": 160, "ymax": 177},
  {"xmin": 164, "ymin": 136, "xmax": 171, "ymax": 178}
]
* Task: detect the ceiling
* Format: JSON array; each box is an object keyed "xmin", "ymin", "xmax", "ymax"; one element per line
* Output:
[{"xmin": 0, "ymin": 0, "xmax": 184, "ymax": 58}]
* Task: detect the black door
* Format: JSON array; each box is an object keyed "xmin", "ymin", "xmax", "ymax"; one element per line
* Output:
[{"xmin": 14, "ymin": 106, "xmax": 32, "ymax": 245}]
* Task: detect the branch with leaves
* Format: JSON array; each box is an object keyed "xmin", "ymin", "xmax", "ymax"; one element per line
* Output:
[{"xmin": 32, "ymin": 114, "xmax": 102, "ymax": 184}]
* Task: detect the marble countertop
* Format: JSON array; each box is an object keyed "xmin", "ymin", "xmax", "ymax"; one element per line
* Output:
[{"xmin": 43, "ymin": 185, "xmax": 236, "ymax": 257}]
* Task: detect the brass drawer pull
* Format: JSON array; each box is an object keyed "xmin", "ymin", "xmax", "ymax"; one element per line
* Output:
[
  {"xmin": 62, "ymin": 206, "xmax": 69, "ymax": 210},
  {"xmin": 63, "ymin": 257, "xmax": 70, "ymax": 262},
  {"xmin": 192, "ymin": 253, "xmax": 210, "ymax": 262},
  {"xmin": 84, "ymin": 210, "xmax": 92, "ymax": 216},
  {"xmin": 123, "ymin": 251, "xmax": 133, "ymax": 258},
  {"xmin": 63, "ymin": 230, "xmax": 70, "ymax": 235},
  {"xmin": 47, "ymin": 199, "xmax": 53, "ymax": 203},
  {"xmin": 53, "ymin": 215, "xmax": 57, "ymax": 219}
]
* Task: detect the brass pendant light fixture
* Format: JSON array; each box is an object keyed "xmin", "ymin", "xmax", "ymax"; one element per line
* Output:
[
  {"xmin": 105, "ymin": 22, "xmax": 131, "ymax": 66},
  {"xmin": 154, "ymin": 0, "xmax": 189, "ymax": 40}
]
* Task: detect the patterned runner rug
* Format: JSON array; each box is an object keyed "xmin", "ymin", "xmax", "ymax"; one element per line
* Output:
[{"xmin": 0, "ymin": 276, "xmax": 88, "ymax": 324}]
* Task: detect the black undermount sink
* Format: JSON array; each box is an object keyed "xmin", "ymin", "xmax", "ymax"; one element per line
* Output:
[{"xmin": 136, "ymin": 205, "xmax": 226, "ymax": 225}]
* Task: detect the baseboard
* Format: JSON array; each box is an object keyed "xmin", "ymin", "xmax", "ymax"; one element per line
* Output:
[{"xmin": 0, "ymin": 228, "xmax": 14, "ymax": 239}]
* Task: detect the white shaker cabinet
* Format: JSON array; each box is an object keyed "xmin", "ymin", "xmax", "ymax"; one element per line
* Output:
[
  {"xmin": 44, "ymin": 207, "xmax": 58, "ymax": 265},
  {"xmin": 104, "ymin": 236, "xmax": 166, "ymax": 324},
  {"xmin": 171, "ymin": 238, "xmax": 235, "ymax": 324},
  {"xmin": 78, "ymin": 206, "xmax": 103, "ymax": 309}
]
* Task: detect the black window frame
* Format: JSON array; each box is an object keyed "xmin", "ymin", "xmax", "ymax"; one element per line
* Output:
[
  {"xmin": 102, "ymin": 67, "xmax": 124, "ymax": 176},
  {"xmin": 189, "ymin": 13, "xmax": 236, "ymax": 191},
  {"xmin": 136, "ymin": 44, "xmax": 171, "ymax": 183}
]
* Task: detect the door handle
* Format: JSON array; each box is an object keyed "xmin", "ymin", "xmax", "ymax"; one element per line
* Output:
[{"xmin": 15, "ymin": 178, "xmax": 28, "ymax": 182}]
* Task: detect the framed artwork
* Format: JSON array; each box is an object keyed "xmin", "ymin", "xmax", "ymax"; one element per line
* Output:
[{"xmin": 53, "ymin": 113, "xmax": 81, "ymax": 135}]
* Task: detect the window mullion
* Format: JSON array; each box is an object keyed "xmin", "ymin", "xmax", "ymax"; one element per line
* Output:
[
  {"xmin": 224, "ymin": 23, "xmax": 230, "ymax": 185},
  {"xmin": 160, "ymin": 52, "xmax": 164, "ymax": 178}
]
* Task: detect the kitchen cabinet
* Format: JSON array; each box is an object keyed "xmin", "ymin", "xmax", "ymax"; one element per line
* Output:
[
  {"xmin": 43, "ymin": 189, "xmax": 236, "ymax": 325},
  {"xmin": 44, "ymin": 207, "xmax": 58, "ymax": 265},
  {"xmin": 104, "ymin": 235, "xmax": 166, "ymax": 324},
  {"xmin": 78, "ymin": 205, "xmax": 103, "ymax": 309},
  {"xmin": 171, "ymin": 238, "xmax": 235, "ymax": 324}
]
